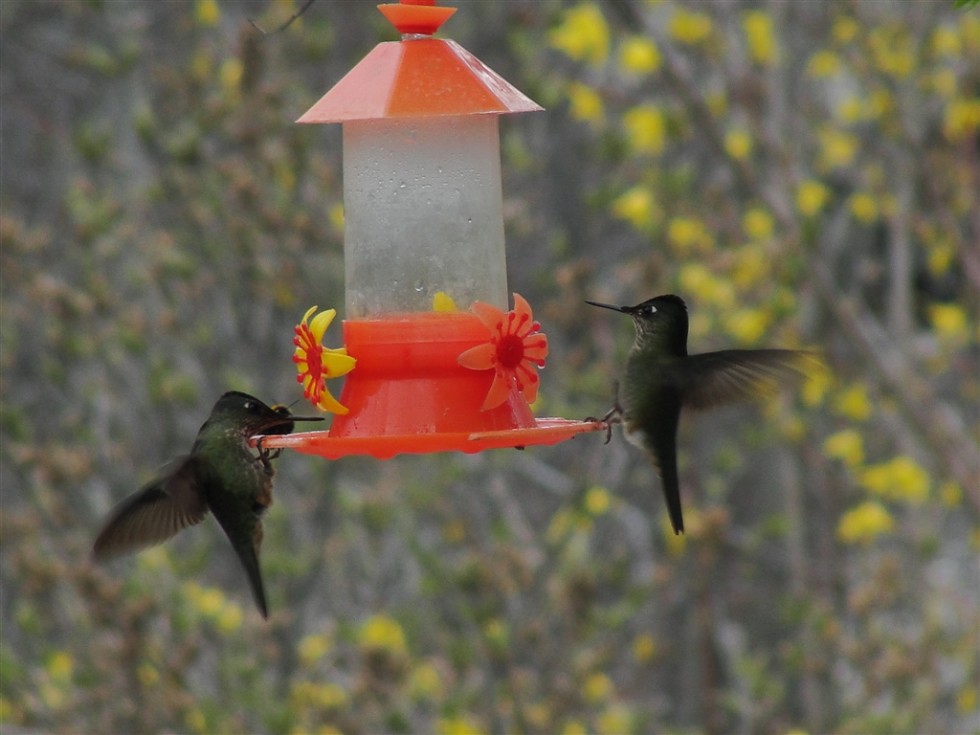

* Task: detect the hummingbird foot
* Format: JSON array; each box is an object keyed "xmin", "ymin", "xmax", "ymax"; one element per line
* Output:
[{"xmin": 584, "ymin": 381, "xmax": 623, "ymax": 444}]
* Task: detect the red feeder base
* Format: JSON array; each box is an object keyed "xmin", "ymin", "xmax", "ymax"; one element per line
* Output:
[{"xmin": 258, "ymin": 312, "xmax": 605, "ymax": 459}]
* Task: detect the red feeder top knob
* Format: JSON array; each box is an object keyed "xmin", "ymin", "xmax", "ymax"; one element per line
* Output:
[{"xmin": 377, "ymin": 0, "xmax": 457, "ymax": 36}]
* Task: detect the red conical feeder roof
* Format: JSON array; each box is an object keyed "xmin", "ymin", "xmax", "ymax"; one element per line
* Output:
[{"xmin": 297, "ymin": 1, "xmax": 541, "ymax": 123}]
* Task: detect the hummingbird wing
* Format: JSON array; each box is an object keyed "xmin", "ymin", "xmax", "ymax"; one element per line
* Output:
[
  {"xmin": 92, "ymin": 456, "xmax": 209, "ymax": 560},
  {"xmin": 678, "ymin": 349, "xmax": 814, "ymax": 411},
  {"xmin": 206, "ymin": 495, "xmax": 268, "ymax": 619}
]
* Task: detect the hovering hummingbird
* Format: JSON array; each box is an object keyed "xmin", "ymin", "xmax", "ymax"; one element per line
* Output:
[
  {"xmin": 586, "ymin": 295, "xmax": 817, "ymax": 535},
  {"xmin": 92, "ymin": 391, "xmax": 323, "ymax": 618}
]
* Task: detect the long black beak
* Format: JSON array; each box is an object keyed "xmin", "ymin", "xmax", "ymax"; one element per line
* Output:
[{"xmin": 585, "ymin": 300, "xmax": 628, "ymax": 313}]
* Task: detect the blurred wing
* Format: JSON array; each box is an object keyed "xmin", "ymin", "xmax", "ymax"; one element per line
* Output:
[
  {"xmin": 92, "ymin": 456, "xmax": 208, "ymax": 560},
  {"xmin": 679, "ymin": 349, "xmax": 817, "ymax": 411}
]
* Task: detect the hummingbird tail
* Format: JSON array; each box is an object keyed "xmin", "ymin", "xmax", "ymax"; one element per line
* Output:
[{"xmin": 660, "ymin": 462, "xmax": 685, "ymax": 535}]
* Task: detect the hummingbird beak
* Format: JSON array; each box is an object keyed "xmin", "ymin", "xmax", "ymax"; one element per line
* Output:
[{"xmin": 585, "ymin": 300, "xmax": 628, "ymax": 313}]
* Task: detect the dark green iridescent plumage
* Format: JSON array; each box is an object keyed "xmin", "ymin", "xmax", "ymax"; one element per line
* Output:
[
  {"xmin": 588, "ymin": 295, "xmax": 816, "ymax": 535},
  {"xmin": 92, "ymin": 391, "xmax": 322, "ymax": 618}
]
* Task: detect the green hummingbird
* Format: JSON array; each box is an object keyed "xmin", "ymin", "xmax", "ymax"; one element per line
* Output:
[
  {"xmin": 92, "ymin": 391, "xmax": 323, "ymax": 618},
  {"xmin": 586, "ymin": 294, "xmax": 817, "ymax": 535}
]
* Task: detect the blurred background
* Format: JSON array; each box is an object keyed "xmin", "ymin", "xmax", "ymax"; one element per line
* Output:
[{"xmin": 1, "ymin": 1, "xmax": 977, "ymax": 733}]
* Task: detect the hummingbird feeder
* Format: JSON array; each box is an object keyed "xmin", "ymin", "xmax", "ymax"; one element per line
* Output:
[{"xmin": 262, "ymin": 0, "xmax": 603, "ymax": 460}]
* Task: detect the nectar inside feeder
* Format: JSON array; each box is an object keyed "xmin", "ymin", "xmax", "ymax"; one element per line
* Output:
[{"xmin": 260, "ymin": 0, "xmax": 604, "ymax": 459}]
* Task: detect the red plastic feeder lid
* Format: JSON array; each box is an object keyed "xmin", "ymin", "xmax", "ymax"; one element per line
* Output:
[{"xmin": 297, "ymin": 2, "xmax": 542, "ymax": 122}]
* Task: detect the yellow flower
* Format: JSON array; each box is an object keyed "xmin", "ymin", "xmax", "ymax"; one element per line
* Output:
[
  {"xmin": 611, "ymin": 185, "xmax": 659, "ymax": 231},
  {"xmin": 869, "ymin": 25, "xmax": 914, "ymax": 78},
  {"xmin": 931, "ymin": 25, "xmax": 961, "ymax": 58},
  {"xmin": 832, "ymin": 16, "xmax": 859, "ymax": 45},
  {"xmin": 596, "ymin": 704, "xmax": 633, "ymax": 735},
  {"xmin": 359, "ymin": 614, "xmax": 407, "ymax": 656},
  {"xmin": 217, "ymin": 602, "xmax": 243, "ymax": 633},
  {"xmin": 743, "ymin": 10, "xmax": 778, "ymax": 66},
  {"xmin": 724, "ymin": 129, "xmax": 753, "ymax": 161},
  {"xmin": 742, "ymin": 207, "xmax": 774, "ymax": 240},
  {"xmin": 584, "ymin": 485, "xmax": 611, "ymax": 516},
  {"xmin": 549, "ymin": 3, "xmax": 609, "ymax": 65},
  {"xmin": 583, "ymin": 672, "xmax": 613, "ymax": 704},
  {"xmin": 632, "ymin": 633, "xmax": 656, "ymax": 663},
  {"xmin": 860, "ymin": 457, "xmax": 930, "ymax": 504},
  {"xmin": 837, "ymin": 501, "xmax": 894, "ymax": 545},
  {"xmin": 939, "ymin": 481, "xmax": 962, "ymax": 508},
  {"xmin": 669, "ymin": 8, "xmax": 712, "ymax": 45},
  {"xmin": 796, "ymin": 180, "xmax": 830, "ymax": 217},
  {"xmin": 298, "ymin": 633, "xmax": 332, "ymax": 667},
  {"xmin": 562, "ymin": 722, "xmax": 589, "ymax": 735},
  {"xmin": 219, "ymin": 58, "xmax": 243, "ymax": 94},
  {"xmin": 567, "ymin": 82, "xmax": 604, "ymax": 128},
  {"xmin": 328, "ymin": 202, "xmax": 345, "ymax": 232},
  {"xmin": 677, "ymin": 263, "xmax": 735, "ymax": 309},
  {"xmin": 833, "ymin": 383, "xmax": 871, "ymax": 422},
  {"xmin": 806, "ymin": 50, "xmax": 841, "ymax": 78},
  {"xmin": 823, "ymin": 429, "xmax": 864, "ymax": 468},
  {"xmin": 195, "ymin": 0, "xmax": 220, "ymax": 27},
  {"xmin": 623, "ymin": 104, "xmax": 666, "ymax": 155},
  {"xmin": 667, "ymin": 216, "xmax": 714, "ymax": 253},
  {"xmin": 437, "ymin": 715, "xmax": 486, "ymax": 735},
  {"xmin": 849, "ymin": 192, "xmax": 878, "ymax": 224},
  {"xmin": 725, "ymin": 308, "xmax": 770, "ymax": 345},
  {"xmin": 619, "ymin": 36, "xmax": 661, "ymax": 74},
  {"xmin": 293, "ymin": 306, "xmax": 357, "ymax": 414},
  {"xmin": 46, "ymin": 652, "xmax": 74, "ymax": 682},
  {"xmin": 409, "ymin": 662, "xmax": 444, "ymax": 702},
  {"xmin": 818, "ymin": 128, "xmax": 858, "ymax": 170},
  {"xmin": 943, "ymin": 97, "xmax": 980, "ymax": 142},
  {"xmin": 801, "ymin": 365, "xmax": 832, "ymax": 407},
  {"xmin": 929, "ymin": 303, "xmax": 968, "ymax": 342}
]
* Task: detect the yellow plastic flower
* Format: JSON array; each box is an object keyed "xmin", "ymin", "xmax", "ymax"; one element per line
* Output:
[
  {"xmin": 293, "ymin": 306, "xmax": 357, "ymax": 414},
  {"xmin": 458, "ymin": 293, "xmax": 549, "ymax": 411},
  {"xmin": 432, "ymin": 291, "xmax": 458, "ymax": 312}
]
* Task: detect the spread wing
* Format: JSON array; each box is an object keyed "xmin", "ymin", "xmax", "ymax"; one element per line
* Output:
[
  {"xmin": 92, "ymin": 456, "xmax": 209, "ymax": 560},
  {"xmin": 679, "ymin": 349, "xmax": 817, "ymax": 411}
]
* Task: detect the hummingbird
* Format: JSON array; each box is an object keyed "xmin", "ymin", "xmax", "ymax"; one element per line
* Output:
[
  {"xmin": 586, "ymin": 294, "xmax": 817, "ymax": 535},
  {"xmin": 92, "ymin": 391, "xmax": 323, "ymax": 618}
]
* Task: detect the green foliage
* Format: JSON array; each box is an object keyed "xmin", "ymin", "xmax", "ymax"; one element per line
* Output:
[{"xmin": 1, "ymin": 1, "xmax": 978, "ymax": 734}]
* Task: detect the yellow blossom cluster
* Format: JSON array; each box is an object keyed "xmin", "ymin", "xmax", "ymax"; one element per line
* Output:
[
  {"xmin": 837, "ymin": 501, "xmax": 894, "ymax": 545},
  {"xmin": 623, "ymin": 104, "xmax": 666, "ymax": 155},
  {"xmin": 358, "ymin": 614, "xmax": 408, "ymax": 656},
  {"xmin": 743, "ymin": 10, "xmax": 778, "ymax": 66},
  {"xmin": 182, "ymin": 581, "xmax": 244, "ymax": 632},
  {"xmin": 860, "ymin": 456, "xmax": 930, "ymax": 504},
  {"xmin": 548, "ymin": 3, "xmax": 609, "ymax": 66},
  {"xmin": 611, "ymin": 185, "xmax": 660, "ymax": 231}
]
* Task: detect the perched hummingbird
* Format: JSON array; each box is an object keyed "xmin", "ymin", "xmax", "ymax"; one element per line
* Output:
[
  {"xmin": 92, "ymin": 391, "xmax": 323, "ymax": 618},
  {"xmin": 586, "ymin": 295, "xmax": 817, "ymax": 535}
]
